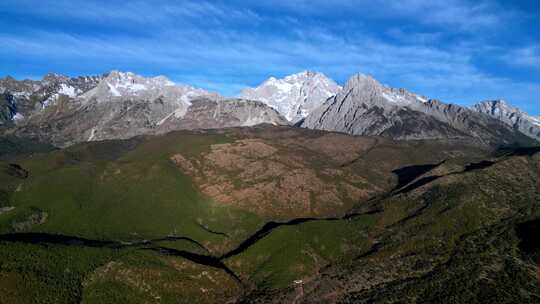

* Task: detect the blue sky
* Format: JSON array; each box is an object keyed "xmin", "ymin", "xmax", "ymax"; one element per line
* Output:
[{"xmin": 1, "ymin": 0, "xmax": 539, "ymax": 113}]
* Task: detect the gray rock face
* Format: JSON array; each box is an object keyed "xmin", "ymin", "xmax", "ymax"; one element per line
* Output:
[
  {"xmin": 4, "ymin": 72, "xmax": 288, "ymax": 147},
  {"xmin": 240, "ymin": 71, "xmax": 341, "ymax": 123},
  {"xmin": 12, "ymin": 97, "xmax": 288, "ymax": 147},
  {"xmin": 81, "ymin": 71, "xmax": 220, "ymax": 118},
  {"xmin": 301, "ymin": 74, "xmax": 535, "ymax": 145},
  {"xmin": 156, "ymin": 98, "xmax": 289, "ymax": 133},
  {"xmin": 12, "ymin": 97, "xmax": 178, "ymax": 146},
  {"xmin": 471, "ymin": 100, "xmax": 540, "ymax": 141}
]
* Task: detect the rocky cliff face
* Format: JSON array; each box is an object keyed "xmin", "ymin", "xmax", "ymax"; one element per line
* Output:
[
  {"xmin": 301, "ymin": 74, "xmax": 534, "ymax": 145},
  {"xmin": 472, "ymin": 100, "xmax": 540, "ymax": 141},
  {"xmin": 240, "ymin": 71, "xmax": 341, "ymax": 123},
  {"xmin": 156, "ymin": 98, "xmax": 288, "ymax": 133}
]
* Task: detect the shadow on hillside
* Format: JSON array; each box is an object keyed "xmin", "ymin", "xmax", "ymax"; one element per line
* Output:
[{"xmin": 391, "ymin": 162, "xmax": 443, "ymax": 191}]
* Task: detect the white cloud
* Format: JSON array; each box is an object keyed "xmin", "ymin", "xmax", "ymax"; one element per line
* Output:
[
  {"xmin": 381, "ymin": 0, "xmax": 504, "ymax": 30},
  {"xmin": 0, "ymin": 0, "xmax": 537, "ymax": 113},
  {"xmin": 0, "ymin": 0, "xmax": 262, "ymax": 27},
  {"xmin": 246, "ymin": 0, "xmax": 509, "ymax": 31},
  {"xmin": 0, "ymin": 24, "xmax": 523, "ymax": 99}
]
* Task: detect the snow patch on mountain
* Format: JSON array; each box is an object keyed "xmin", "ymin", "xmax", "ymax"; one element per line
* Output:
[
  {"xmin": 58, "ymin": 84, "xmax": 80, "ymax": 97},
  {"xmin": 240, "ymin": 71, "xmax": 341, "ymax": 123},
  {"xmin": 88, "ymin": 128, "xmax": 97, "ymax": 141},
  {"xmin": 84, "ymin": 71, "xmax": 214, "ymax": 103},
  {"xmin": 106, "ymin": 82, "xmax": 122, "ymax": 97},
  {"xmin": 80, "ymin": 71, "xmax": 219, "ymax": 128}
]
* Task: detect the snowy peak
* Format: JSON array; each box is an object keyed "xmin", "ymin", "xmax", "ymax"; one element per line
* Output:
[
  {"xmin": 95, "ymin": 71, "xmax": 176, "ymax": 98},
  {"xmin": 240, "ymin": 71, "xmax": 341, "ymax": 122},
  {"xmin": 79, "ymin": 71, "xmax": 221, "ymax": 130},
  {"xmin": 104, "ymin": 71, "xmax": 176, "ymax": 96},
  {"xmin": 83, "ymin": 71, "xmax": 217, "ymax": 105}
]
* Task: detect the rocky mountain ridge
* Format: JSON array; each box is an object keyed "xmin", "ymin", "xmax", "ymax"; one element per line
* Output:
[
  {"xmin": 1, "ymin": 71, "xmax": 538, "ymax": 147},
  {"xmin": 1, "ymin": 71, "xmax": 288, "ymax": 146},
  {"xmin": 472, "ymin": 100, "xmax": 540, "ymax": 141},
  {"xmin": 300, "ymin": 74, "xmax": 536, "ymax": 145}
]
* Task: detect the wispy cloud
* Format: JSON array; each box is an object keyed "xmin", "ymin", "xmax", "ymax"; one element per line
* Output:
[
  {"xmin": 0, "ymin": 0, "xmax": 262, "ymax": 29},
  {"xmin": 249, "ymin": 0, "xmax": 510, "ymax": 31},
  {"xmin": 0, "ymin": 24, "xmax": 521, "ymax": 98},
  {"xmin": 500, "ymin": 46, "xmax": 540, "ymax": 68},
  {"xmin": 0, "ymin": 0, "xmax": 538, "ymax": 112},
  {"xmin": 381, "ymin": 0, "xmax": 505, "ymax": 30}
]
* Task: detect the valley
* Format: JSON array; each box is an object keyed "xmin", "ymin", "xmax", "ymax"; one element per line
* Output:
[{"xmin": 0, "ymin": 124, "xmax": 538, "ymax": 303}]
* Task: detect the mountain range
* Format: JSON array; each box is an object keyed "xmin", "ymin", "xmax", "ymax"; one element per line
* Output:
[
  {"xmin": 0, "ymin": 70, "xmax": 538, "ymax": 147},
  {"xmin": 0, "ymin": 71, "xmax": 286, "ymax": 147},
  {"xmin": 300, "ymin": 74, "xmax": 535, "ymax": 145},
  {"xmin": 1, "ymin": 69, "xmax": 540, "ymax": 303}
]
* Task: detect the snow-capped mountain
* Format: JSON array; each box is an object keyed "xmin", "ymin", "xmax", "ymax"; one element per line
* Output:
[
  {"xmin": 2, "ymin": 70, "xmax": 538, "ymax": 147},
  {"xmin": 240, "ymin": 71, "xmax": 341, "ymax": 123},
  {"xmin": 472, "ymin": 100, "xmax": 540, "ymax": 140},
  {"xmin": 301, "ymin": 74, "xmax": 534, "ymax": 145},
  {"xmin": 82, "ymin": 71, "xmax": 218, "ymax": 121},
  {"xmin": 83, "ymin": 71, "xmax": 215, "ymax": 103},
  {"xmin": 3, "ymin": 71, "xmax": 288, "ymax": 146}
]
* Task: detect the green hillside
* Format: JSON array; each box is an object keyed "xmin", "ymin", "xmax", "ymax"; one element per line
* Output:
[{"xmin": 0, "ymin": 126, "xmax": 537, "ymax": 303}]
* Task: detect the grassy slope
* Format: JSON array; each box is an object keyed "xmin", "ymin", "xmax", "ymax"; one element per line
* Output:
[
  {"xmin": 0, "ymin": 131, "xmax": 262, "ymax": 304},
  {"xmin": 0, "ymin": 241, "xmax": 120, "ymax": 304},
  {"xmin": 0, "ymin": 132, "xmax": 264, "ymax": 252},
  {"xmin": 82, "ymin": 251, "xmax": 242, "ymax": 304},
  {"xmin": 0, "ymin": 242, "xmax": 242, "ymax": 304},
  {"xmin": 225, "ymin": 215, "xmax": 377, "ymax": 289},
  {"xmin": 291, "ymin": 152, "xmax": 540, "ymax": 303},
  {"xmin": 0, "ymin": 127, "xmax": 527, "ymax": 303}
]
